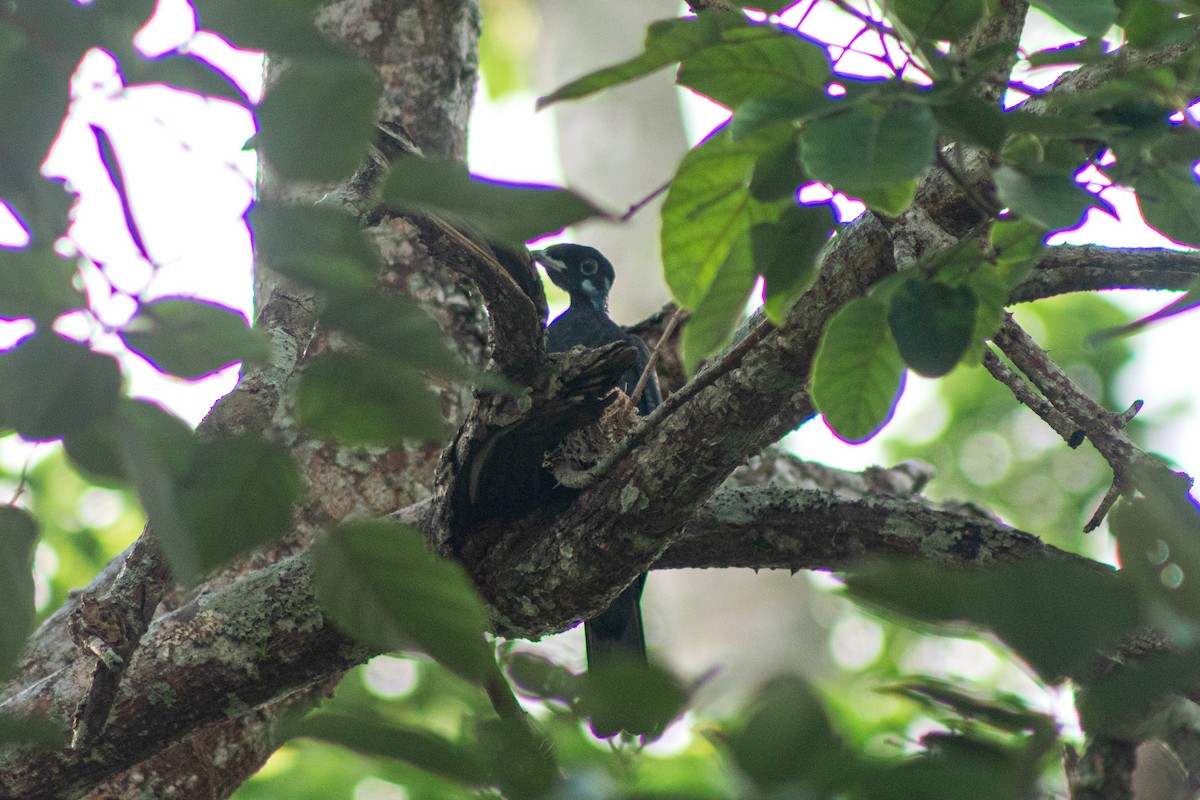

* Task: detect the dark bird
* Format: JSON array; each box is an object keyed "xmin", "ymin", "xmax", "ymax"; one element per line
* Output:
[{"xmin": 533, "ymin": 243, "xmax": 661, "ymax": 674}]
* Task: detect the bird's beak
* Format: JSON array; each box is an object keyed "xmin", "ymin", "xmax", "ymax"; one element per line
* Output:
[{"xmin": 531, "ymin": 250, "xmax": 566, "ymax": 275}]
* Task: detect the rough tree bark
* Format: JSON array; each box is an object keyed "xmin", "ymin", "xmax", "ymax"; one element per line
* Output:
[{"xmin": 1, "ymin": 2, "xmax": 1198, "ymax": 798}]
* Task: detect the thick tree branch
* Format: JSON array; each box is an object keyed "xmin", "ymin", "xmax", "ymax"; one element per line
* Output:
[{"xmin": 1013, "ymin": 246, "xmax": 1200, "ymax": 303}]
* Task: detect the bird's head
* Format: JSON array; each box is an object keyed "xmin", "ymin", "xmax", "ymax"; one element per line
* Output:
[{"xmin": 533, "ymin": 243, "xmax": 615, "ymax": 311}]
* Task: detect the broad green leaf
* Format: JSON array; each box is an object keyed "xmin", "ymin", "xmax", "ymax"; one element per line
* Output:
[
  {"xmin": 280, "ymin": 711, "xmax": 487, "ymax": 785},
  {"xmin": 537, "ymin": 13, "xmax": 745, "ymax": 108},
  {"xmin": 124, "ymin": 52, "xmax": 251, "ymax": 105},
  {"xmin": 1135, "ymin": 166, "xmax": 1200, "ymax": 247},
  {"xmin": 256, "ymin": 57, "xmax": 381, "ymax": 182},
  {"xmin": 193, "ymin": 0, "xmax": 337, "ymax": 56},
  {"xmin": 311, "ymin": 520, "xmax": 494, "ymax": 683},
  {"xmin": 755, "ymin": 203, "xmax": 834, "ymax": 324},
  {"xmin": 886, "ymin": 0, "xmax": 987, "ymax": 42},
  {"xmin": 846, "ymin": 558, "xmax": 1143, "ymax": 681},
  {"xmin": 678, "ymin": 31, "xmax": 830, "ymax": 109},
  {"xmin": 800, "ymin": 100, "xmax": 936, "ymax": 211},
  {"xmin": 854, "ymin": 179, "xmax": 918, "ymax": 218},
  {"xmin": 811, "ymin": 296, "xmax": 907, "ymax": 443},
  {"xmin": 679, "ymin": 236, "xmax": 757, "ymax": 373},
  {"xmin": 931, "ymin": 90, "xmax": 1006, "ymax": 152},
  {"xmin": 662, "ymin": 126, "xmax": 786, "ymax": 308},
  {"xmin": 321, "ymin": 293, "xmax": 466, "ymax": 378},
  {"xmin": 294, "ymin": 352, "xmax": 448, "ymax": 446},
  {"xmin": 733, "ymin": 95, "xmax": 831, "ymax": 140},
  {"xmin": 0, "ymin": 246, "xmax": 82, "ymax": 322},
  {"xmin": 1030, "ymin": 0, "xmax": 1118, "ymax": 37},
  {"xmin": 0, "ymin": 332, "xmax": 121, "ymax": 442},
  {"xmin": 64, "ymin": 398, "xmax": 194, "ymax": 485},
  {"xmin": 725, "ymin": 676, "xmax": 844, "ymax": 788},
  {"xmin": 578, "ymin": 659, "xmax": 687, "ymax": 739},
  {"xmin": 505, "ymin": 651, "xmax": 581, "ymax": 703},
  {"xmin": 0, "ymin": 505, "xmax": 37, "ymax": 683},
  {"xmin": 993, "ymin": 165, "xmax": 1093, "ymax": 232},
  {"xmin": 250, "ymin": 201, "xmax": 382, "ymax": 294},
  {"xmin": 990, "ymin": 217, "xmax": 1045, "ymax": 290},
  {"xmin": 747, "ymin": 135, "xmax": 807, "ymax": 201},
  {"xmin": 887, "ymin": 278, "xmax": 979, "ymax": 377},
  {"xmin": 120, "ymin": 297, "xmax": 268, "ymax": 379},
  {"xmin": 1120, "ymin": 0, "xmax": 1187, "ymax": 48},
  {"xmin": 381, "ymin": 156, "xmax": 607, "ymax": 246}
]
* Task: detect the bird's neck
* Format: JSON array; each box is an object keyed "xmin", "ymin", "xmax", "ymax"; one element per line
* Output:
[{"xmin": 570, "ymin": 293, "xmax": 609, "ymax": 313}]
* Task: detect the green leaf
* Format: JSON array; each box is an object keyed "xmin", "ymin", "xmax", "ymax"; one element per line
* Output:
[
  {"xmin": 989, "ymin": 217, "xmax": 1045, "ymax": 290},
  {"xmin": 578, "ymin": 659, "xmax": 687, "ymax": 739},
  {"xmin": 311, "ymin": 520, "xmax": 495, "ymax": 683},
  {"xmin": 755, "ymin": 203, "xmax": 834, "ymax": 324},
  {"xmin": 537, "ymin": 13, "xmax": 744, "ymax": 108},
  {"xmin": 1030, "ymin": 0, "xmax": 1118, "ymax": 37},
  {"xmin": 504, "ymin": 651, "xmax": 581, "ymax": 703},
  {"xmin": 320, "ymin": 293, "xmax": 466, "ymax": 379},
  {"xmin": 0, "ymin": 246, "xmax": 82, "ymax": 322},
  {"xmin": 294, "ymin": 352, "xmax": 448, "ymax": 446},
  {"xmin": 256, "ymin": 57, "xmax": 381, "ymax": 182},
  {"xmin": 734, "ymin": 96, "xmax": 831, "ymax": 141},
  {"xmin": 846, "ymin": 558, "xmax": 1143, "ymax": 681},
  {"xmin": 930, "ymin": 90, "xmax": 1006, "ymax": 152},
  {"xmin": 250, "ymin": 201, "xmax": 382, "ymax": 294},
  {"xmin": 1078, "ymin": 648, "xmax": 1200, "ymax": 735},
  {"xmin": 1135, "ymin": 166, "xmax": 1200, "ymax": 247},
  {"xmin": 0, "ymin": 332, "xmax": 122, "ymax": 442},
  {"xmin": 124, "ymin": 52, "xmax": 251, "ymax": 105},
  {"xmin": 678, "ymin": 30, "xmax": 830, "ymax": 109},
  {"xmin": 993, "ymin": 165, "xmax": 1094, "ymax": 232},
  {"xmin": 679, "ymin": 236, "xmax": 757, "ymax": 373},
  {"xmin": 811, "ymin": 296, "xmax": 907, "ymax": 443},
  {"xmin": 854, "ymin": 179, "xmax": 919, "ymax": 218},
  {"xmin": 725, "ymin": 676, "xmax": 844, "ymax": 788},
  {"xmin": 800, "ymin": 100, "xmax": 936, "ymax": 212},
  {"xmin": 886, "ymin": 0, "xmax": 987, "ymax": 42},
  {"xmin": 887, "ymin": 279, "xmax": 979, "ymax": 377},
  {"xmin": 193, "ymin": 0, "xmax": 337, "ymax": 57},
  {"xmin": 280, "ymin": 711, "xmax": 487, "ymax": 785},
  {"xmin": 63, "ymin": 398, "xmax": 194, "ymax": 486},
  {"xmin": 661, "ymin": 125, "xmax": 782, "ymax": 309},
  {"xmin": 381, "ymin": 156, "xmax": 607, "ymax": 246},
  {"xmin": 885, "ymin": 677, "xmax": 1056, "ymax": 736},
  {"xmin": 1120, "ymin": 0, "xmax": 1187, "ymax": 48},
  {"xmin": 120, "ymin": 297, "xmax": 268, "ymax": 379},
  {"xmin": 0, "ymin": 505, "xmax": 37, "ymax": 683}
]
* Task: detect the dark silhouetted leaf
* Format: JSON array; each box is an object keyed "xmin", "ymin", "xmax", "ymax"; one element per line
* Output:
[
  {"xmin": 755, "ymin": 202, "xmax": 834, "ymax": 324},
  {"xmin": 294, "ymin": 352, "xmax": 448, "ymax": 446},
  {"xmin": 125, "ymin": 52, "xmax": 251, "ymax": 105},
  {"xmin": 1135, "ymin": 166, "xmax": 1200, "ymax": 247},
  {"xmin": 381, "ymin": 156, "xmax": 607, "ymax": 246},
  {"xmin": 91, "ymin": 124, "xmax": 151, "ymax": 264},
  {"xmin": 321, "ymin": 293, "xmax": 465, "ymax": 378},
  {"xmin": 64, "ymin": 398, "xmax": 194, "ymax": 485},
  {"xmin": 121, "ymin": 297, "xmax": 267, "ymax": 379},
  {"xmin": 311, "ymin": 520, "xmax": 494, "ymax": 683},
  {"xmin": 887, "ymin": 0, "xmax": 986, "ymax": 42},
  {"xmin": 0, "ymin": 246, "xmax": 82, "ymax": 322},
  {"xmin": 888, "ymin": 279, "xmax": 979, "ymax": 377},
  {"xmin": 0, "ymin": 506, "xmax": 37, "ymax": 683},
  {"xmin": 192, "ymin": 0, "xmax": 338, "ymax": 57},
  {"xmin": 578, "ymin": 658, "xmax": 686, "ymax": 738},
  {"xmin": 256, "ymin": 57, "xmax": 381, "ymax": 182},
  {"xmin": 505, "ymin": 651, "xmax": 581, "ymax": 703},
  {"xmin": 250, "ymin": 201, "xmax": 382, "ymax": 294},
  {"xmin": 1030, "ymin": 0, "xmax": 1117, "ymax": 37},
  {"xmin": 0, "ymin": 332, "xmax": 121, "ymax": 442},
  {"xmin": 811, "ymin": 296, "xmax": 907, "ymax": 443}
]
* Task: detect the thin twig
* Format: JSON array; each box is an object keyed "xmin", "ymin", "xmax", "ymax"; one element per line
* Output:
[
  {"xmin": 630, "ymin": 306, "xmax": 684, "ymax": 408},
  {"xmin": 982, "ymin": 346, "xmax": 1084, "ymax": 447},
  {"xmin": 620, "ymin": 181, "xmax": 671, "ymax": 223}
]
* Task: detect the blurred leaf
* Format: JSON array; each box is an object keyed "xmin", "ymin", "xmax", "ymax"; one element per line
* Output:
[
  {"xmin": 256, "ymin": 57, "xmax": 381, "ymax": 182},
  {"xmin": 311, "ymin": 520, "xmax": 495, "ymax": 683},
  {"xmin": 723, "ymin": 676, "xmax": 845, "ymax": 789},
  {"xmin": 250, "ymin": 201, "xmax": 382, "ymax": 294},
  {"xmin": 846, "ymin": 558, "xmax": 1143, "ymax": 681},
  {"xmin": 678, "ymin": 29, "xmax": 830, "ymax": 108},
  {"xmin": 733, "ymin": 95, "xmax": 831, "ymax": 140},
  {"xmin": 885, "ymin": 677, "xmax": 1056, "ymax": 736},
  {"xmin": 1120, "ymin": 0, "xmax": 1188, "ymax": 47},
  {"xmin": 578, "ymin": 658, "xmax": 687, "ymax": 738},
  {"xmin": 1024, "ymin": 39, "xmax": 1108, "ymax": 67},
  {"xmin": 800, "ymin": 100, "xmax": 936, "ymax": 214},
  {"xmin": 989, "ymin": 217, "xmax": 1045, "ymax": 290},
  {"xmin": 0, "ymin": 332, "xmax": 122, "ymax": 442},
  {"xmin": 537, "ymin": 13, "xmax": 745, "ymax": 108},
  {"xmin": 747, "ymin": 136, "xmax": 806, "ymax": 200},
  {"xmin": 63, "ymin": 398, "xmax": 194, "ymax": 485},
  {"xmin": 1030, "ymin": 0, "xmax": 1118, "ymax": 37},
  {"xmin": 679, "ymin": 236, "xmax": 756, "ymax": 373},
  {"xmin": 993, "ymin": 165, "xmax": 1094, "ymax": 232},
  {"xmin": 504, "ymin": 651, "xmax": 581, "ymax": 703},
  {"xmin": 321, "ymin": 294, "xmax": 466, "ymax": 378},
  {"xmin": 381, "ymin": 156, "xmax": 607, "ymax": 246},
  {"xmin": 192, "ymin": 0, "xmax": 337, "ymax": 56},
  {"xmin": 1134, "ymin": 166, "xmax": 1200, "ymax": 247},
  {"xmin": 888, "ymin": 279, "xmax": 979, "ymax": 377},
  {"xmin": 0, "ymin": 714, "xmax": 62, "ymax": 747},
  {"xmin": 0, "ymin": 505, "xmax": 37, "ymax": 683},
  {"xmin": 90, "ymin": 124, "xmax": 151, "ymax": 264},
  {"xmin": 125, "ymin": 52, "xmax": 251, "ymax": 105},
  {"xmin": 887, "ymin": 0, "xmax": 987, "ymax": 42},
  {"xmin": 281, "ymin": 711, "xmax": 487, "ymax": 786},
  {"xmin": 294, "ymin": 352, "xmax": 448, "ymax": 446},
  {"xmin": 475, "ymin": 717, "xmax": 560, "ymax": 800},
  {"xmin": 811, "ymin": 296, "xmax": 907, "ymax": 443},
  {"xmin": 0, "ymin": 246, "xmax": 82, "ymax": 322},
  {"xmin": 755, "ymin": 202, "xmax": 834, "ymax": 324},
  {"xmin": 121, "ymin": 297, "xmax": 267, "ymax": 379},
  {"xmin": 855, "ymin": 733, "xmax": 1037, "ymax": 800},
  {"xmin": 930, "ymin": 89, "xmax": 1006, "ymax": 152},
  {"xmin": 1095, "ymin": 275, "xmax": 1200, "ymax": 341},
  {"xmin": 1077, "ymin": 647, "xmax": 1200, "ymax": 734}
]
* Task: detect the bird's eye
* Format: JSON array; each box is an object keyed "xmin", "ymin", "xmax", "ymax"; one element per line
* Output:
[{"xmin": 580, "ymin": 259, "xmax": 599, "ymax": 276}]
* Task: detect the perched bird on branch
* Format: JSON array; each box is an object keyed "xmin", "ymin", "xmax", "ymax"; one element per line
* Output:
[{"xmin": 534, "ymin": 243, "xmax": 661, "ymax": 673}]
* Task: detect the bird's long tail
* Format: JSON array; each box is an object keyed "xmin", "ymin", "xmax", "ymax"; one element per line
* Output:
[{"xmin": 584, "ymin": 575, "xmax": 648, "ymax": 671}]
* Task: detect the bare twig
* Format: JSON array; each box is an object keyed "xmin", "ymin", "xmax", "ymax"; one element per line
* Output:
[
  {"xmin": 620, "ymin": 181, "xmax": 671, "ymax": 222},
  {"xmin": 630, "ymin": 306, "xmax": 684, "ymax": 408},
  {"xmin": 982, "ymin": 346, "xmax": 1084, "ymax": 447}
]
